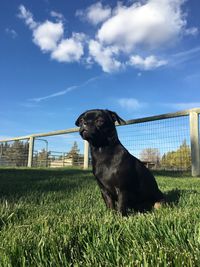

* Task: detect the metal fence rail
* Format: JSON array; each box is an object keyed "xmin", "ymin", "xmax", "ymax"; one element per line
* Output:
[{"xmin": 0, "ymin": 108, "xmax": 199, "ymax": 176}]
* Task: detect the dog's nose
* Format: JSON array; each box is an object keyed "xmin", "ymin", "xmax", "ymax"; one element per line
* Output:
[{"xmin": 82, "ymin": 122, "xmax": 90, "ymax": 132}]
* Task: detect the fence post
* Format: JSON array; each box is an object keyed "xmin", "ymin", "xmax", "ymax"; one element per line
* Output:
[
  {"xmin": 189, "ymin": 111, "xmax": 200, "ymax": 177},
  {"xmin": 28, "ymin": 136, "xmax": 34, "ymax": 168},
  {"xmin": 83, "ymin": 140, "xmax": 89, "ymax": 169},
  {"xmin": 0, "ymin": 143, "xmax": 2, "ymax": 157}
]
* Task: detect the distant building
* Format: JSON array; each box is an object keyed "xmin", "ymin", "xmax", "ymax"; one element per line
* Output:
[
  {"xmin": 50, "ymin": 154, "xmax": 84, "ymax": 168},
  {"xmin": 0, "ymin": 156, "xmax": 10, "ymax": 166}
]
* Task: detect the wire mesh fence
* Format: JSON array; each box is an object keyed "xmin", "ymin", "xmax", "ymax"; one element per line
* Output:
[
  {"xmin": 0, "ymin": 134, "xmax": 84, "ymax": 168},
  {"xmin": 118, "ymin": 116, "xmax": 191, "ymax": 171},
  {"xmin": 32, "ymin": 133, "xmax": 84, "ymax": 168},
  {"xmin": 0, "ymin": 139, "xmax": 29, "ymax": 167},
  {"xmin": 0, "ymin": 109, "xmax": 199, "ymax": 175}
]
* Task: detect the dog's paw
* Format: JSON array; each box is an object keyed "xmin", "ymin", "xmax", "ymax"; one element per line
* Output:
[{"xmin": 153, "ymin": 202, "xmax": 162, "ymax": 209}]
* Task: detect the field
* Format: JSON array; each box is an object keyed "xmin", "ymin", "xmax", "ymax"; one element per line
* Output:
[{"xmin": 0, "ymin": 168, "xmax": 200, "ymax": 266}]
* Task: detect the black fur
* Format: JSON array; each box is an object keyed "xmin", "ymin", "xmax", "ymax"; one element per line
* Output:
[{"xmin": 76, "ymin": 109, "xmax": 164, "ymax": 216}]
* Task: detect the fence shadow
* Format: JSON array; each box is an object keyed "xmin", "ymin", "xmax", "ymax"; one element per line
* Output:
[
  {"xmin": 153, "ymin": 170, "xmax": 191, "ymax": 178},
  {"xmin": 0, "ymin": 168, "xmax": 93, "ymax": 201},
  {"xmin": 0, "ymin": 167, "xmax": 91, "ymax": 179},
  {"xmin": 0, "ymin": 168, "xmax": 197, "ymax": 205}
]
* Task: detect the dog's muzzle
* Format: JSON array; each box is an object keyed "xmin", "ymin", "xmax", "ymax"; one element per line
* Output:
[
  {"xmin": 80, "ymin": 126, "xmax": 91, "ymax": 139},
  {"xmin": 81, "ymin": 129, "xmax": 90, "ymax": 139},
  {"xmin": 80, "ymin": 125, "xmax": 97, "ymax": 140}
]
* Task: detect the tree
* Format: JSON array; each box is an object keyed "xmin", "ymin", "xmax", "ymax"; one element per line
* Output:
[
  {"xmin": 34, "ymin": 149, "xmax": 51, "ymax": 167},
  {"xmin": 67, "ymin": 141, "xmax": 82, "ymax": 165},
  {"xmin": 0, "ymin": 141, "xmax": 29, "ymax": 166},
  {"xmin": 140, "ymin": 148, "xmax": 161, "ymax": 164},
  {"xmin": 161, "ymin": 140, "xmax": 191, "ymax": 170}
]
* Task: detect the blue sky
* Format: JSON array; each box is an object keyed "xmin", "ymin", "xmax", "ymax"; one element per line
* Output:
[{"xmin": 0, "ymin": 0, "xmax": 200, "ymax": 145}]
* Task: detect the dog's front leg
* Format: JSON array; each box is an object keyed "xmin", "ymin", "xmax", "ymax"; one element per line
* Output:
[
  {"xmin": 96, "ymin": 179, "xmax": 116, "ymax": 210},
  {"xmin": 117, "ymin": 191, "xmax": 127, "ymax": 216},
  {"xmin": 101, "ymin": 190, "xmax": 116, "ymax": 210}
]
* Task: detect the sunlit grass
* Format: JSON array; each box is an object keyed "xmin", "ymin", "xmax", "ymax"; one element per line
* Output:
[{"xmin": 0, "ymin": 168, "xmax": 200, "ymax": 266}]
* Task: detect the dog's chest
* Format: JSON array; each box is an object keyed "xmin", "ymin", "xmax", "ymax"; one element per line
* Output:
[{"xmin": 92, "ymin": 147, "xmax": 123, "ymax": 181}]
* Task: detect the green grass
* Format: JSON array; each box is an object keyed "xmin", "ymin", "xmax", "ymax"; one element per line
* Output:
[{"xmin": 0, "ymin": 168, "xmax": 200, "ymax": 267}]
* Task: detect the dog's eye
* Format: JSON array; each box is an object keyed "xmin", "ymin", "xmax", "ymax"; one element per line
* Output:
[
  {"xmin": 96, "ymin": 118, "xmax": 105, "ymax": 126},
  {"xmin": 79, "ymin": 118, "xmax": 85, "ymax": 125}
]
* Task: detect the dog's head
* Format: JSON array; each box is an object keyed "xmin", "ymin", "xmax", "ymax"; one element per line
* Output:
[{"xmin": 75, "ymin": 109, "xmax": 125, "ymax": 146}]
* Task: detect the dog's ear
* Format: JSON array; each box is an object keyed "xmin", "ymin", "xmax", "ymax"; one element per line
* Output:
[
  {"xmin": 75, "ymin": 112, "xmax": 85, "ymax": 127},
  {"xmin": 107, "ymin": 110, "xmax": 126, "ymax": 125}
]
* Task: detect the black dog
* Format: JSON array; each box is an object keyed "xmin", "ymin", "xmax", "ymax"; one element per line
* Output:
[{"xmin": 75, "ymin": 109, "xmax": 164, "ymax": 216}]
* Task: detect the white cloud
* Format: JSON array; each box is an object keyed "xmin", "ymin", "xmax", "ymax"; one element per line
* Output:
[
  {"xmin": 18, "ymin": 5, "xmax": 85, "ymax": 62},
  {"xmin": 31, "ymin": 85, "xmax": 77, "ymax": 102},
  {"xmin": 87, "ymin": 0, "xmax": 189, "ymax": 72},
  {"xmin": 33, "ymin": 20, "xmax": 64, "ymax": 52},
  {"xmin": 128, "ymin": 55, "xmax": 167, "ymax": 70},
  {"xmin": 89, "ymin": 40, "xmax": 122, "ymax": 72},
  {"xmin": 18, "ymin": 5, "xmax": 38, "ymax": 29},
  {"xmin": 5, "ymin": 28, "xmax": 18, "ymax": 38},
  {"xmin": 184, "ymin": 27, "xmax": 199, "ymax": 36},
  {"xmin": 173, "ymin": 46, "xmax": 200, "ymax": 58},
  {"xmin": 169, "ymin": 46, "xmax": 200, "ymax": 66},
  {"xmin": 50, "ymin": 11, "xmax": 65, "ymax": 21},
  {"xmin": 18, "ymin": 2, "xmax": 198, "ymax": 73},
  {"xmin": 118, "ymin": 98, "xmax": 146, "ymax": 111},
  {"xmin": 30, "ymin": 75, "xmax": 100, "ymax": 102},
  {"xmin": 18, "ymin": 5, "xmax": 64, "ymax": 53},
  {"xmin": 76, "ymin": 2, "xmax": 111, "ymax": 25},
  {"xmin": 51, "ymin": 33, "xmax": 85, "ymax": 62},
  {"xmin": 97, "ymin": 0, "xmax": 187, "ymax": 52}
]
